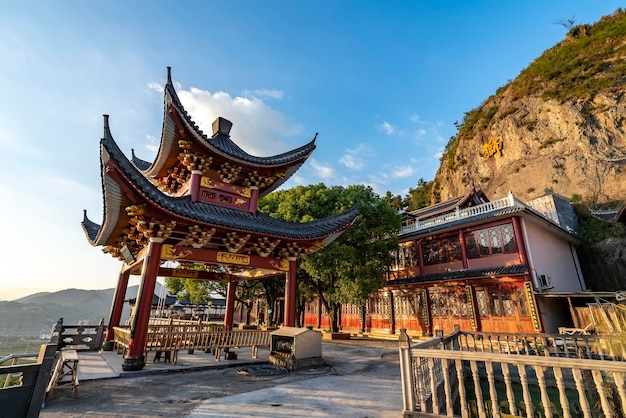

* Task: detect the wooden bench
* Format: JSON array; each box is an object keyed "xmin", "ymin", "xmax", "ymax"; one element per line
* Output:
[
  {"xmin": 46, "ymin": 350, "xmax": 79, "ymax": 399},
  {"xmin": 112, "ymin": 326, "xmax": 271, "ymax": 364},
  {"xmin": 211, "ymin": 330, "xmax": 271, "ymax": 361}
]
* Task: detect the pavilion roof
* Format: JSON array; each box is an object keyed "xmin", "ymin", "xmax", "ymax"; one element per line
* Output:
[
  {"xmin": 134, "ymin": 67, "xmax": 316, "ymax": 198},
  {"xmin": 82, "ymin": 115, "xmax": 359, "ymax": 259}
]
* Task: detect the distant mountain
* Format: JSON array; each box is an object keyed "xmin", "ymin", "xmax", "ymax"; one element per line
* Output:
[{"xmin": 0, "ymin": 284, "xmax": 164, "ymax": 336}]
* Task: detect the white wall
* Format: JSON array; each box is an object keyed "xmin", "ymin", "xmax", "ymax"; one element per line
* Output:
[{"xmin": 522, "ymin": 218, "xmax": 585, "ymax": 293}]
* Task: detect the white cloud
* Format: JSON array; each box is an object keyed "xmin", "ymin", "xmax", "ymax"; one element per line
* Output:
[
  {"xmin": 144, "ymin": 134, "xmax": 158, "ymax": 152},
  {"xmin": 309, "ymin": 158, "xmax": 335, "ymax": 180},
  {"xmin": 380, "ymin": 121, "xmax": 395, "ymax": 135},
  {"xmin": 339, "ymin": 144, "xmax": 373, "ymax": 171},
  {"xmin": 339, "ymin": 154, "xmax": 363, "ymax": 170},
  {"xmin": 413, "ymin": 128, "xmax": 427, "ymax": 139},
  {"xmin": 148, "ymin": 82, "xmax": 164, "ymax": 93},
  {"xmin": 166, "ymin": 86, "xmax": 302, "ymax": 157},
  {"xmin": 392, "ymin": 165, "xmax": 415, "ymax": 178},
  {"xmin": 242, "ymin": 89, "xmax": 284, "ymax": 100}
]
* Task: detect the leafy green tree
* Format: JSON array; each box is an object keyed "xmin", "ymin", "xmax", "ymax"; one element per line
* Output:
[
  {"xmin": 258, "ymin": 275, "xmax": 285, "ymax": 326},
  {"xmin": 234, "ymin": 280, "xmax": 263, "ymax": 325},
  {"xmin": 165, "ymin": 264, "xmax": 222, "ymax": 304},
  {"xmin": 259, "ymin": 183, "xmax": 401, "ymax": 332},
  {"xmin": 404, "ymin": 178, "xmax": 433, "ymax": 211},
  {"xmin": 383, "ymin": 191, "xmax": 403, "ymax": 211}
]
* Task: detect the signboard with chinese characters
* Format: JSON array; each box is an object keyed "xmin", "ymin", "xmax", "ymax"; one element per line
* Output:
[
  {"xmin": 524, "ymin": 281, "xmax": 542, "ymax": 332},
  {"xmin": 466, "ymin": 286, "xmax": 477, "ymax": 329},
  {"xmin": 482, "ymin": 138, "xmax": 503, "ymax": 158}
]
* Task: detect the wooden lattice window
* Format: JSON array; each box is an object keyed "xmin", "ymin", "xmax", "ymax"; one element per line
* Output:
[{"xmin": 465, "ymin": 223, "xmax": 517, "ymax": 259}]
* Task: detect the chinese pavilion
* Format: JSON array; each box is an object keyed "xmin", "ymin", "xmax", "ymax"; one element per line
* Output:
[{"xmin": 82, "ymin": 67, "xmax": 358, "ymax": 370}]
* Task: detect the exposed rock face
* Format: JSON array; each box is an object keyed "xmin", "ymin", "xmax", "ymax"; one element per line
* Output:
[
  {"xmin": 433, "ymin": 91, "xmax": 626, "ymax": 204},
  {"xmin": 432, "ymin": 10, "xmax": 626, "ymax": 205}
]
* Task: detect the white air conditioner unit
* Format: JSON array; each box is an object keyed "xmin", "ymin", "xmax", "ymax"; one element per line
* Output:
[{"xmin": 538, "ymin": 274, "xmax": 553, "ymax": 290}]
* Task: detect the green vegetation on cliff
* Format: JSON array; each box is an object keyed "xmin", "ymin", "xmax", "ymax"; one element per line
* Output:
[
  {"xmin": 510, "ymin": 9, "xmax": 626, "ymax": 102},
  {"xmin": 441, "ymin": 9, "xmax": 626, "ymax": 171}
]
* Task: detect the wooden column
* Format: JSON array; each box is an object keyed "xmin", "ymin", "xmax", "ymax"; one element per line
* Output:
[
  {"xmin": 102, "ymin": 268, "xmax": 130, "ymax": 351},
  {"xmin": 512, "ymin": 216, "xmax": 529, "ymax": 266},
  {"xmin": 458, "ymin": 230, "xmax": 469, "ymax": 269},
  {"xmin": 189, "ymin": 170, "xmax": 202, "ymax": 202},
  {"xmin": 389, "ymin": 291, "xmax": 396, "ymax": 334},
  {"xmin": 317, "ymin": 297, "xmax": 322, "ymax": 329},
  {"xmin": 224, "ymin": 279, "xmax": 237, "ymax": 330},
  {"xmin": 417, "ymin": 239, "xmax": 425, "ymax": 274},
  {"xmin": 123, "ymin": 238, "xmax": 162, "ymax": 371},
  {"xmin": 284, "ymin": 258, "xmax": 297, "ymax": 327},
  {"xmin": 250, "ymin": 186, "xmax": 259, "ymax": 216}
]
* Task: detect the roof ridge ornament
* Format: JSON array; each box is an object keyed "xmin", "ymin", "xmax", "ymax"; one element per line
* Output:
[
  {"xmin": 167, "ymin": 66, "xmax": 172, "ymax": 85},
  {"xmin": 103, "ymin": 114, "xmax": 112, "ymax": 139},
  {"xmin": 212, "ymin": 117, "xmax": 233, "ymax": 137}
]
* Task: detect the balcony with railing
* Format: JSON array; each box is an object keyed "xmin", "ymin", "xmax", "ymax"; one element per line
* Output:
[{"xmin": 400, "ymin": 192, "xmax": 516, "ymax": 236}]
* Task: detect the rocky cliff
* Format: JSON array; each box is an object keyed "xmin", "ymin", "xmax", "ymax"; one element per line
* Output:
[{"xmin": 432, "ymin": 10, "xmax": 626, "ymax": 205}]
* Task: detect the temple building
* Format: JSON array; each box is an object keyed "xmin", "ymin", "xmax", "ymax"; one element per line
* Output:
[
  {"xmin": 304, "ymin": 190, "xmax": 588, "ymax": 336},
  {"xmin": 82, "ymin": 68, "xmax": 358, "ymax": 370}
]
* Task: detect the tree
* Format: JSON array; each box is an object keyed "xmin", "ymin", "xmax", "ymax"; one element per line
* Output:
[
  {"xmin": 233, "ymin": 280, "xmax": 263, "ymax": 325},
  {"xmin": 404, "ymin": 178, "xmax": 433, "ymax": 211},
  {"xmin": 258, "ymin": 275, "xmax": 285, "ymax": 326},
  {"xmin": 259, "ymin": 183, "xmax": 401, "ymax": 332},
  {"xmin": 383, "ymin": 191, "xmax": 403, "ymax": 211},
  {"xmin": 165, "ymin": 264, "xmax": 221, "ymax": 304}
]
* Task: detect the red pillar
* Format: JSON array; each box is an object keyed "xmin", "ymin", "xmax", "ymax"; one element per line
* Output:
[
  {"xmin": 417, "ymin": 240, "xmax": 425, "ymax": 274},
  {"xmin": 512, "ymin": 216, "xmax": 529, "ymax": 267},
  {"xmin": 123, "ymin": 238, "xmax": 162, "ymax": 371},
  {"xmin": 224, "ymin": 279, "xmax": 237, "ymax": 330},
  {"xmin": 250, "ymin": 186, "xmax": 259, "ymax": 216},
  {"xmin": 284, "ymin": 258, "xmax": 297, "ymax": 327},
  {"xmin": 102, "ymin": 268, "xmax": 130, "ymax": 351},
  {"xmin": 458, "ymin": 230, "xmax": 469, "ymax": 269},
  {"xmin": 190, "ymin": 170, "xmax": 202, "ymax": 202}
]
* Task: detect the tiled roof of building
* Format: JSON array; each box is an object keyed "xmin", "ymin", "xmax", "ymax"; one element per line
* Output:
[
  {"xmin": 591, "ymin": 203, "xmax": 626, "ymax": 223},
  {"xmin": 82, "ymin": 115, "xmax": 359, "ymax": 247},
  {"xmin": 135, "ymin": 68, "xmax": 316, "ymax": 197},
  {"xmin": 387, "ymin": 264, "xmax": 528, "ymax": 286},
  {"xmin": 407, "ymin": 188, "xmax": 488, "ymax": 220},
  {"xmin": 131, "ymin": 149, "xmax": 151, "ymax": 171},
  {"xmin": 400, "ymin": 194, "xmax": 582, "ymax": 244}
]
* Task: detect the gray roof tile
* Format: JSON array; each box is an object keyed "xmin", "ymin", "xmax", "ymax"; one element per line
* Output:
[
  {"xmin": 82, "ymin": 120, "xmax": 359, "ymax": 246},
  {"xmin": 388, "ymin": 264, "xmax": 528, "ymax": 286}
]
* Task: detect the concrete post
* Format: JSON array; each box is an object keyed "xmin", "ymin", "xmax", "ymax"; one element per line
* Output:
[{"xmin": 398, "ymin": 328, "xmax": 415, "ymax": 413}]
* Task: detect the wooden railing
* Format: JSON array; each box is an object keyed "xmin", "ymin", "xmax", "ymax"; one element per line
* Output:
[
  {"xmin": 398, "ymin": 328, "xmax": 626, "ymax": 417},
  {"xmin": 400, "ymin": 193, "xmax": 515, "ymax": 235},
  {"xmin": 113, "ymin": 323, "xmax": 269, "ymax": 364},
  {"xmin": 58, "ymin": 319, "xmax": 106, "ymax": 351},
  {"xmin": 0, "ymin": 319, "xmax": 62, "ymax": 417}
]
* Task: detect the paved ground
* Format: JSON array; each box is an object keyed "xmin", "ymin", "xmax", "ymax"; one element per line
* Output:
[{"xmin": 40, "ymin": 338, "xmax": 404, "ymax": 417}]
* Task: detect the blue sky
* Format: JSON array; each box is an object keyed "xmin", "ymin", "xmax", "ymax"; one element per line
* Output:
[{"xmin": 1, "ymin": 1, "xmax": 622, "ymax": 300}]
